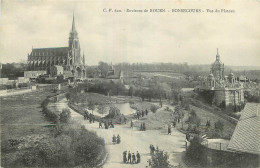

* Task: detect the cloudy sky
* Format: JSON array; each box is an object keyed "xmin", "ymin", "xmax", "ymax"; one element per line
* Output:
[{"xmin": 0, "ymin": 0, "xmax": 259, "ymax": 66}]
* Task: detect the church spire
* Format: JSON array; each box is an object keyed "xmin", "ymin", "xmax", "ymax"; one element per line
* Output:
[
  {"xmin": 216, "ymin": 48, "xmax": 220, "ymax": 61},
  {"xmin": 83, "ymin": 52, "xmax": 85, "ymax": 65},
  {"xmin": 71, "ymin": 11, "xmax": 76, "ymax": 32}
]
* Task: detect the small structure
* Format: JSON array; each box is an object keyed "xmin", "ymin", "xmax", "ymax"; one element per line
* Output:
[
  {"xmin": 107, "ymin": 63, "xmax": 115, "ymax": 76},
  {"xmin": 50, "ymin": 65, "xmax": 64, "ymax": 77}
]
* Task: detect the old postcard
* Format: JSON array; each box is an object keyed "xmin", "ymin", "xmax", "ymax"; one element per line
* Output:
[{"xmin": 0, "ymin": 0, "xmax": 259, "ymax": 167}]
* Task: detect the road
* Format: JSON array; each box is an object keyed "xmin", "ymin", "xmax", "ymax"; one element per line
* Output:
[{"xmin": 53, "ymin": 99, "xmax": 186, "ymax": 168}]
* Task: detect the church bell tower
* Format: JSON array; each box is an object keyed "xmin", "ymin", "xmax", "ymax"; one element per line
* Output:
[{"xmin": 68, "ymin": 13, "xmax": 81, "ymax": 66}]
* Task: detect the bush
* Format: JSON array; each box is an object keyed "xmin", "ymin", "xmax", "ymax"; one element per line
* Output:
[
  {"xmin": 22, "ymin": 125, "xmax": 105, "ymax": 168},
  {"xmin": 186, "ymin": 135, "xmax": 203, "ymax": 161},
  {"xmin": 215, "ymin": 120, "xmax": 224, "ymax": 133},
  {"xmin": 60, "ymin": 108, "xmax": 71, "ymax": 124},
  {"xmin": 186, "ymin": 110, "xmax": 201, "ymax": 127},
  {"xmin": 149, "ymin": 147, "xmax": 170, "ymax": 168},
  {"xmin": 150, "ymin": 104, "xmax": 160, "ymax": 113},
  {"xmin": 105, "ymin": 106, "xmax": 121, "ymax": 118},
  {"xmin": 41, "ymin": 99, "xmax": 58, "ymax": 123}
]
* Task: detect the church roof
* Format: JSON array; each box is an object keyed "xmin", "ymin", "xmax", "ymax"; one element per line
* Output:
[{"xmin": 31, "ymin": 47, "xmax": 69, "ymax": 56}]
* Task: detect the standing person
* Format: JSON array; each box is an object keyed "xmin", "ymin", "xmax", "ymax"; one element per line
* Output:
[
  {"xmin": 168, "ymin": 124, "xmax": 171, "ymax": 135},
  {"xmin": 105, "ymin": 121, "xmax": 108, "ymax": 129},
  {"xmin": 110, "ymin": 120, "xmax": 113, "ymax": 127},
  {"xmin": 117, "ymin": 134, "xmax": 121, "ymax": 144},
  {"xmin": 86, "ymin": 111, "xmax": 89, "ymax": 120},
  {"xmin": 99, "ymin": 121, "xmax": 103, "ymax": 128},
  {"xmin": 89, "ymin": 114, "xmax": 92, "ymax": 123},
  {"xmin": 112, "ymin": 135, "xmax": 116, "ymax": 144},
  {"xmin": 146, "ymin": 109, "xmax": 148, "ymax": 115},
  {"xmin": 132, "ymin": 153, "xmax": 136, "ymax": 164},
  {"xmin": 150, "ymin": 144, "xmax": 154, "ymax": 155},
  {"xmin": 124, "ymin": 116, "xmax": 127, "ymax": 124},
  {"xmin": 142, "ymin": 110, "xmax": 144, "ymax": 117},
  {"xmin": 136, "ymin": 151, "xmax": 140, "ymax": 163},
  {"xmin": 140, "ymin": 123, "xmax": 143, "ymax": 131},
  {"xmin": 143, "ymin": 122, "xmax": 146, "ymax": 131},
  {"xmin": 151, "ymin": 145, "xmax": 155, "ymax": 155},
  {"xmin": 130, "ymin": 120, "xmax": 133, "ymax": 128},
  {"xmin": 119, "ymin": 117, "xmax": 122, "ymax": 124},
  {"xmin": 128, "ymin": 151, "xmax": 131, "ymax": 163},
  {"xmin": 186, "ymin": 132, "xmax": 189, "ymax": 141},
  {"xmin": 83, "ymin": 113, "xmax": 86, "ymax": 120},
  {"xmin": 123, "ymin": 151, "xmax": 127, "ymax": 163}
]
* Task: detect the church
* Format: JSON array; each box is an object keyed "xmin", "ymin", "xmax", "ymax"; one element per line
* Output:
[
  {"xmin": 197, "ymin": 49, "xmax": 245, "ymax": 110},
  {"xmin": 26, "ymin": 14, "xmax": 86, "ymax": 79}
]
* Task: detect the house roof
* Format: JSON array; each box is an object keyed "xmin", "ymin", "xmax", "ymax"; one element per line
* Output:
[
  {"xmin": 106, "ymin": 70, "xmax": 121, "ymax": 79},
  {"xmin": 227, "ymin": 103, "xmax": 260, "ymax": 155}
]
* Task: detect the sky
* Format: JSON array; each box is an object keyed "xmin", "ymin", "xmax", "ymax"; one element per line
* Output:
[{"xmin": 0, "ymin": 0, "xmax": 259, "ymax": 66}]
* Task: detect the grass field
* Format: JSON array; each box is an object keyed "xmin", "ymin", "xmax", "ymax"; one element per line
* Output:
[{"xmin": 0, "ymin": 90, "xmax": 56, "ymax": 167}]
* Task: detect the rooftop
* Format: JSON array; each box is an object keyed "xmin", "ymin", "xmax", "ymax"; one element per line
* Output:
[{"xmin": 227, "ymin": 103, "xmax": 260, "ymax": 155}]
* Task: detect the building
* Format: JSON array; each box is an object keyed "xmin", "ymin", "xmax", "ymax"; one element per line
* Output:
[
  {"xmin": 26, "ymin": 13, "xmax": 86, "ymax": 79},
  {"xmin": 211, "ymin": 48, "xmax": 224, "ymax": 81},
  {"xmin": 228, "ymin": 103, "xmax": 260, "ymax": 155},
  {"xmin": 197, "ymin": 49, "xmax": 245, "ymax": 108}
]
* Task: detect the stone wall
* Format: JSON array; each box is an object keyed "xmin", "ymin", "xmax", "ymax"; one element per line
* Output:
[
  {"xmin": 214, "ymin": 88, "xmax": 244, "ymax": 107},
  {"xmin": 199, "ymin": 144, "xmax": 259, "ymax": 167}
]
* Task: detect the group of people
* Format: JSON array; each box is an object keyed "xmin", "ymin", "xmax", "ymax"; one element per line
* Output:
[
  {"xmin": 123, "ymin": 151, "xmax": 140, "ymax": 164},
  {"xmin": 112, "ymin": 134, "xmax": 121, "ymax": 144},
  {"xmin": 99, "ymin": 120, "xmax": 115, "ymax": 129},
  {"xmin": 84, "ymin": 110, "xmax": 95, "ymax": 123},
  {"xmin": 135, "ymin": 109, "xmax": 149, "ymax": 119},
  {"xmin": 119, "ymin": 116, "xmax": 127, "ymax": 124},
  {"xmin": 99, "ymin": 120, "xmax": 114, "ymax": 129}
]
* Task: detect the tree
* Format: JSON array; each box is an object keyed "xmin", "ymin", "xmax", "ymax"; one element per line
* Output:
[
  {"xmin": 186, "ymin": 135, "xmax": 203, "ymax": 161},
  {"xmin": 65, "ymin": 93, "xmax": 71, "ymax": 101},
  {"xmin": 187, "ymin": 109, "xmax": 201, "ymax": 128},
  {"xmin": 128, "ymin": 86, "xmax": 134, "ymax": 98},
  {"xmin": 88, "ymin": 100, "xmax": 95, "ymax": 114},
  {"xmin": 59, "ymin": 108, "xmax": 71, "ymax": 124},
  {"xmin": 215, "ymin": 120, "xmax": 224, "ymax": 134},
  {"xmin": 98, "ymin": 61, "xmax": 110, "ymax": 77},
  {"xmin": 149, "ymin": 147, "xmax": 170, "ymax": 168},
  {"xmin": 97, "ymin": 104, "xmax": 106, "ymax": 116}
]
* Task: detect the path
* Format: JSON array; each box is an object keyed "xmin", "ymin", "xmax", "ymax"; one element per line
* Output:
[{"xmin": 54, "ymin": 99, "xmax": 187, "ymax": 168}]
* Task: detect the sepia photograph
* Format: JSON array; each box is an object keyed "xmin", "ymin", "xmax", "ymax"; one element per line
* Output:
[{"xmin": 0, "ymin": 0, "xmax": 260, "ymax": 167}]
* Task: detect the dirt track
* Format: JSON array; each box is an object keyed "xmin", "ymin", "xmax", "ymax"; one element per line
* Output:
[{"xmin": 54, "ymin": 99, "xmax": 186, "ymax": 168}]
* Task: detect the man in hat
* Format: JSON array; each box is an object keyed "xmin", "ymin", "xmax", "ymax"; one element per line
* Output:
[
  {"xmin": 136, "ymin": 151, "xmax": 140, "ymax": 163},
  {"xmin": 123, "ymin": 151, "xmax": 127, "ymax": 163},
  {"xmin": 128, "ymin": 151, "xmax": 131, "ymax": 163},
  {"xmin": 132, "ymin": 152, "xmax": 136, "ymax": 164},
  {"xmin": 168, "ymin": 124, "xmax": 171, "ymax": 135},
  {"xmin": 99, "ymin": 121, "xmax": 103, "ymax": 128}
]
